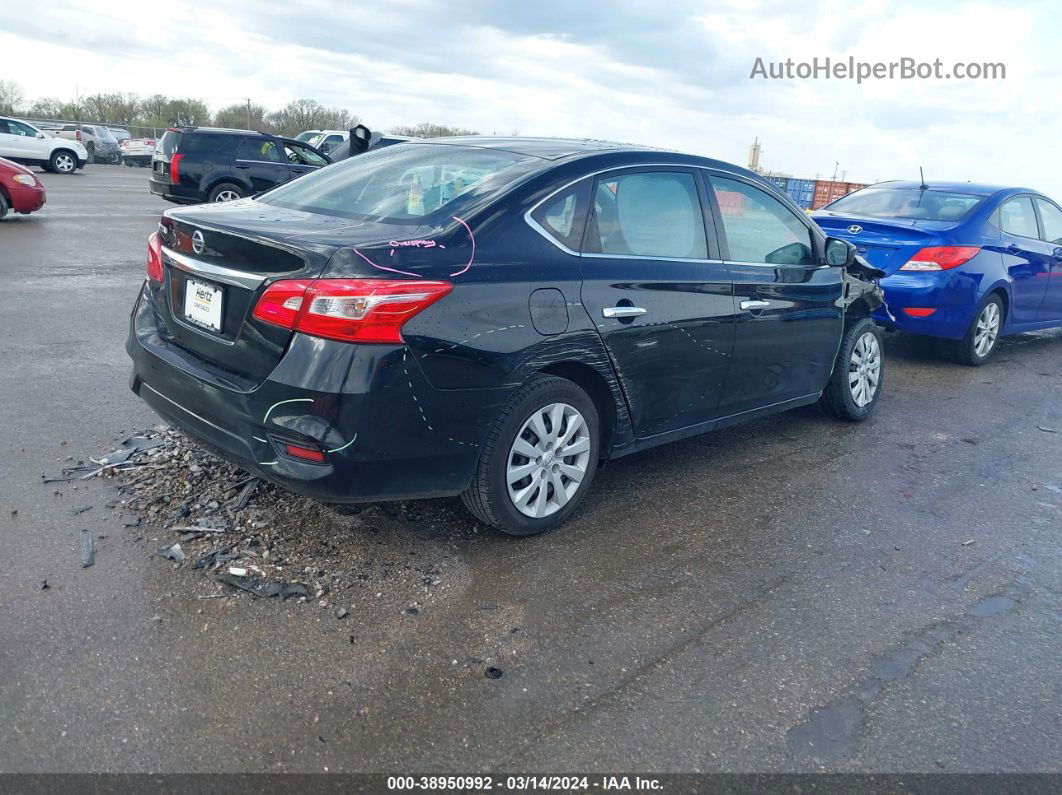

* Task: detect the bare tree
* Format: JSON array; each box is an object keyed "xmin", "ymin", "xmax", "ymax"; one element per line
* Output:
[
  {"xmin": 266, "ymin": 99, "xmax": 358, "ymax": 137},
  {"xmin": 388, "ymin": 122, "xmax": 478, "ymax": 138},
  {"xmin": 0, "ymin": 79, "xmax": 25, "ymax": 115},
  {"xmin": 214, "ymin": 101, "xmax": 272, "ymax": 131}
]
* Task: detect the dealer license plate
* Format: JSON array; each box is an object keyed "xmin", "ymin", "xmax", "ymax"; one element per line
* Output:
[{"xmin": 184, "ymin": 278, "xmax": 223, "ymax": 332}]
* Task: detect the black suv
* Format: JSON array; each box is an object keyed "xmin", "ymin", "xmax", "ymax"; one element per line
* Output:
[{"xmin": 149, "ymin": 127, "xmax": 331, "ymax": 204}]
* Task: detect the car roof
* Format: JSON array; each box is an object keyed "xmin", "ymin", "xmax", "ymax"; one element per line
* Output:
[
  {"xmin": 175, "ymin": 126, "xmax": 269, "ymax": 136},
  {"xmin": 865, "ymin": 180, "xmax": 1036, "ymax": 197}
]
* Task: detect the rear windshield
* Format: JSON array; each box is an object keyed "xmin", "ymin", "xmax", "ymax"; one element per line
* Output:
[
  {"xmin": 157, "ymin": 130, "xmax": 180, "ymax": 158},
  {"xmin": 258, "ymin": 143, "xmax": 542, "ymax": 225},
  {"xmin": 826, "ymin": 187, "xmax": 984, "ymax": 222}
]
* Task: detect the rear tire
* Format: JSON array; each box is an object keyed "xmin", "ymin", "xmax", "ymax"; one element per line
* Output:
[
  {"xmin": 820, "ymin": 317, "xmax": 884, "ymax": 421},
  {"xmin": 0, "ymin": 190, "xmax": 9, "ymax": 220},
  {"xmin": 947, "ymin": 294, "xmax": 1003, "ymax": 366},
  {"xmin": 50, "ymin": 150, "xmax": 78, "ymax": 174},
  {"xmin": 208, "ymin": 182, "xmax": 245, "ymax": 203},
  {"xmin": 462, "ymin": 375, "xmax": 600, "ymax": 536}
]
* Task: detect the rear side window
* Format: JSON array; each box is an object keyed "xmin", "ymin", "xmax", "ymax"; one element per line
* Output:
[
  {"xmin": 586, "ymin": 171, "xmax": 707, "ymax": 259},
  {"xmin": 998, "ymin": 197, "xmax": 1039, "ymax": 239},
  {"xmin": 179, "ymin": 133, "xmax": 239, "ymax": 160},
  {"xmin": 711, "ymin": 176, "xmax": 814, "ymax": 265},
  {"xmin": 236, "ymin": 137, "xmax": 282, "ymax": 163},
  {"xmin": 157, "ymin": 130, "xmax": 180, "ymax": 158},
  {"xmin": 1035, "ymin": 198, "xmax": 1062, "ymax": 245},
  {"xmin": 529, "ymin": 179, "xmax": 590, "ymax": 252}
]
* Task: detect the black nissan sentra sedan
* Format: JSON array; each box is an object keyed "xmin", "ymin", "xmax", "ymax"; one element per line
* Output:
[{"xmin": 127, "ymin": 137, "xmax": 885, "ymax": 535}]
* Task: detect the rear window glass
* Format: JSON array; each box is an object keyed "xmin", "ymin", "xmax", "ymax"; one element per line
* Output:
[
  {"xmin": 179, "ymin": 133, "xmax": 238, "ymax": 159},
  {"xmin": 826, "ymin": 188, "xmax": 983, "ymax": 221},
  {"xmin": 157, "ymin": 131, "xmax": 180, "ymax": 158},
  {"xmin": 259, "ymin": 143, "xmax": 542, "ymax": 225}
]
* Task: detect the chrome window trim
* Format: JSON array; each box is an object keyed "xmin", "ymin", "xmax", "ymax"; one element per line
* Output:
[
  {"xmin": 163, "ymin": 246, "xmax": 266, "ymax": 289},
  {"xmin": 523, "ymin": 161, "xmax": 781, "ymax": 262}
]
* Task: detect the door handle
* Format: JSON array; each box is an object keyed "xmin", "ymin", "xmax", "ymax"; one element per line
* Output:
[
  {"xmin": 602, "ymin": 306, "xmax": 647, "ymax": 319},
  {"xmin": 1005, "ymin": 244, "xmax": 1021, "ymax": 255},
  {"xmin": 740, "ymin": 300, "xmax": 771, "ymax": 311},
  {"xmin": 1053, "ymin": 247, "xmax": 1062, "ymax": 261}
]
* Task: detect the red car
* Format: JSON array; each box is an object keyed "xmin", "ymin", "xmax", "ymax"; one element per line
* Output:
[{"xmin": 0, "ymin": 156, "xmax": 46, "ymax": 219}]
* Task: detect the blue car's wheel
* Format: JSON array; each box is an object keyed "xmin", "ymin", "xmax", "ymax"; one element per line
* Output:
[{"xmin": 949, "ymin": 295, "xmax": 1003, "ymax": 366}]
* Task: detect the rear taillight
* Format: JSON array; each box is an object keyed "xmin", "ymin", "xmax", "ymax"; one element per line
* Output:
[
  {"xmin": 253, "ymin": 279, "xmax": 453, "ymax": 343},
  {"xmin": 146, "ymin": 139, "xmax": 156, "ymax": 147},
  {"xmin": 74, "ymin": 130, "xmax": 81, "ymax": 141},
  {"xmin": 170, "ymin": 153, "xmax": 183, "ymax": 183},
  {"xmin": 903, "ymin": 308, "xmax": 937, "ymax": 317},
  {"xmin": 900, "ymin": 246, "xmax": 981, "ymax": 271},
  {"xmin": 146, "ymin": 232, "xmax": 163, "ymax": 282}
]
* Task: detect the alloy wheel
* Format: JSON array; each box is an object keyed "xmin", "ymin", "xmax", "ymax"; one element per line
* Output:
[
  {"xmin": 506, "ymin": 402, "xmax": 592, "ymax": 519},
  {"xmin": 974, "ymin": 302, "xmax": 1000, "ymax": 358},
  {"xmin": 848, "ymin": 331, "xmax": 881, "ymax": 408},
  {"xmin": 214, "ymin": 189, "xmax": 242, "ymax": 202},
  {"xmin": 54, "ymin": 154, "xmax": 75, "ymax": 173}
]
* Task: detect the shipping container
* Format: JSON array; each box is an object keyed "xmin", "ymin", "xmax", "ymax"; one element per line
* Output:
[
  {"xmin": 765, "ymin": 175, "xmax": 788, "ymax": 190},
  {"xmin": 784, "ymin": 178, "xmax": 815, "ymax": 209}
]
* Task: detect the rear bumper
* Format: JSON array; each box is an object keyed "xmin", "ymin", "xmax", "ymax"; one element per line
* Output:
[
  {"xmin": 149, "ymin": 177, "xmax": 200, "ymax": 204},
  {"xmin": 874, "ymin": 270, "xmax": 981, "ymax": 339},
  {"xmin": 127, "ymin": 284, "xmax": 499, "ymax": 503}
]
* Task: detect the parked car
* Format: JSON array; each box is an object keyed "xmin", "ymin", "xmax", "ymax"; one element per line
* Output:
[
  {"xmin": 815, "ymin": 181, "xmax": 1062, "ymax": 365},
  {"xmin": 0, "ymin": 156, "xmax": 46, "ymax": 219},
  {"xmin": 298, "ymin": 129, "xmax": 347, "ymax": 154},
  {"xmin": 324, "ymin": 131, "xmax": 415, "ymax": 160},
  {"xmin": 0, "ymin": 116, "xmax": 87, "ymax": 173},
  {"xmin": 120, "ymin": 137, "xmax": 157, "ymax": 167},
  {"xmin": 127, "ymin": 137, "xmax": 884, "ymax": 535},
  {"xmin": 108, "ymin": 127, "xmax": 132, "ymax": 143},
  {"xmin": 56, "ymin": 124, "xmax": 120, "ymax": 163},
  {"xmin": 149, "ymin": 127, "xmax": 332, "ymax": 204}
]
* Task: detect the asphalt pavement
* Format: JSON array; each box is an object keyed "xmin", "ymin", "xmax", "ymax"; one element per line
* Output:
[{"xmin": 1, "ymin": 167, "xmax": 1059, "ymax": 774}]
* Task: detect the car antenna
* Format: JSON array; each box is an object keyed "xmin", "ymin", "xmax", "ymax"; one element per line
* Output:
[{"xmin": 919, "ymin": 166, "xmax": 928, "ymax": 191}]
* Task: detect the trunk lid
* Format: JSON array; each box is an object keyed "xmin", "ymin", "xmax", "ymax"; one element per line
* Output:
[
  {"xmin": 154, "ymin": 203, "xmax": 355, "ymax": 382},
  {"xmin": 813, "ymin": 213, "xmax": 957, "ymax": 275}
]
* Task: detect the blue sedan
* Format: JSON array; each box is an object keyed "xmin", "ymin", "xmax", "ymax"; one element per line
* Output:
[{"xmin": 814, "ymin": 181, "xmax": 1062, "ymax": 364}]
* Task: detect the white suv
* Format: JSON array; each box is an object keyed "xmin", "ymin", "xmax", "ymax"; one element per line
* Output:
[{"xmin": 0, "ymin": 117, "xmax": 88, "ymax": 174}]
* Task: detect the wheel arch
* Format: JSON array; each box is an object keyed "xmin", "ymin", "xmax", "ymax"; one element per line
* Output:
[{"xmin": 537, "ymin": 360, "xmax": 620, "ymax": 459}]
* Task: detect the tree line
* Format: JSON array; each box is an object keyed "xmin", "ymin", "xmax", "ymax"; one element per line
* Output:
[{"xmin": 0, "ymin": 80, "xmax": 476, "ymax": 138}]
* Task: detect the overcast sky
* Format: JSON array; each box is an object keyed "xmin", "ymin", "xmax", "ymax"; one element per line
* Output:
[{"xmin": 3, "ymin": 0, "xmax": 1058, "ymax": 195}]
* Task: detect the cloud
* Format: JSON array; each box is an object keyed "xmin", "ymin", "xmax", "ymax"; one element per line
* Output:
[{"xmin": 3, "ymin": 0, "xmax": 1060, "ymax": 196}]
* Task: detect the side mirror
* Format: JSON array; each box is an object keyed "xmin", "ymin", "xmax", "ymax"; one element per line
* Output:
[
  {"xmin": 349, "ymin": 124, "xmax": 372, "ymax": 155},
  {"xmin": 824, "ymin": 237, "xmax": 856, "ymax": 267},
  {"xmin": 36, "ymin": 132, "xmax": 45, "ymax": 139}
]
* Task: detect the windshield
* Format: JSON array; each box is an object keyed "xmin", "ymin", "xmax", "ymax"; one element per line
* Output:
[
  {"xmin": 259, "ymin": 142, "xmax": 542, "ymax": 224},
  {"xmin": 826, "ymin": 187, "xmax": 984, "ymax": 222},
  {"xmin": 294, "ymin": 131, "xmax": 318, "ymax": 143}
]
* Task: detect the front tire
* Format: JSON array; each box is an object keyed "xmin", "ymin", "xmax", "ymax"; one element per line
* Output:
[
  {"xmin": 820, "ymin": 317, "xmax": 884, "ymax": 421},
  {"xmin": 462, "ymin": 375, "xmax": 600, "ymax": 536},
  {"xmin": 50, "ymin": 150, "xmax": 78, "ymax": 174},
  {"xmin": 0, "ymin": 190, "xmax": 9, "ymax": 220},
  {"xmin": 208, "ymin": 182, "xmax": 245, "ymax": 203},
  {"xmin": 947, "ymin": 295, "xmax": 1003, "ymax": 366}
]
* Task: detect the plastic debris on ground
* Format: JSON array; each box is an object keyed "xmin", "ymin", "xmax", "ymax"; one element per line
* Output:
[{"xmin": 74, "ymin": 425, "xmax": 478, "ymax": 612}]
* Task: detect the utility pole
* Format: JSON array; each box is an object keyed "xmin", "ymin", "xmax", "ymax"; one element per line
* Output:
[
  {"xmin": 831, "ymin": 161, "xmax": 839, "ymax": 181},
  {"xmin": 246, "ymin": 98, "xmax": 251, "ymax": 130}
]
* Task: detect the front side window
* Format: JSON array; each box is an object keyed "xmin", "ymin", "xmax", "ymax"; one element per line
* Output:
[
  {"xmin": 711, "ymin": 176, "xmax": 814, "ymax": 265},
  {"xmin": 8, "ymin": 120, "xmax": 36, "ymax": 137},
  {"xmin": 284, "ymin": 142, "xmax": 328, "ymax": 167},
  {"xmin": 259, "ymin": 142, "xmax": 540, "ymax": 224},
  {"xmin": 236, "ymin": 137, "xmax": 281, "ymax": 163},
  {"xmin": 529, "ymin": 179, "xmax": 590, "ymax": 252},
  {"xmin": 998, "ymin": 197, "xmax": 1038, "ymax": 239},
  {"xmin": 585, "ymin": 171, "xmax": 707, "ymax": 259},
  {"xmin": 1035, "ymin": 198, "xmax": 1062, "ymax": 245}
]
